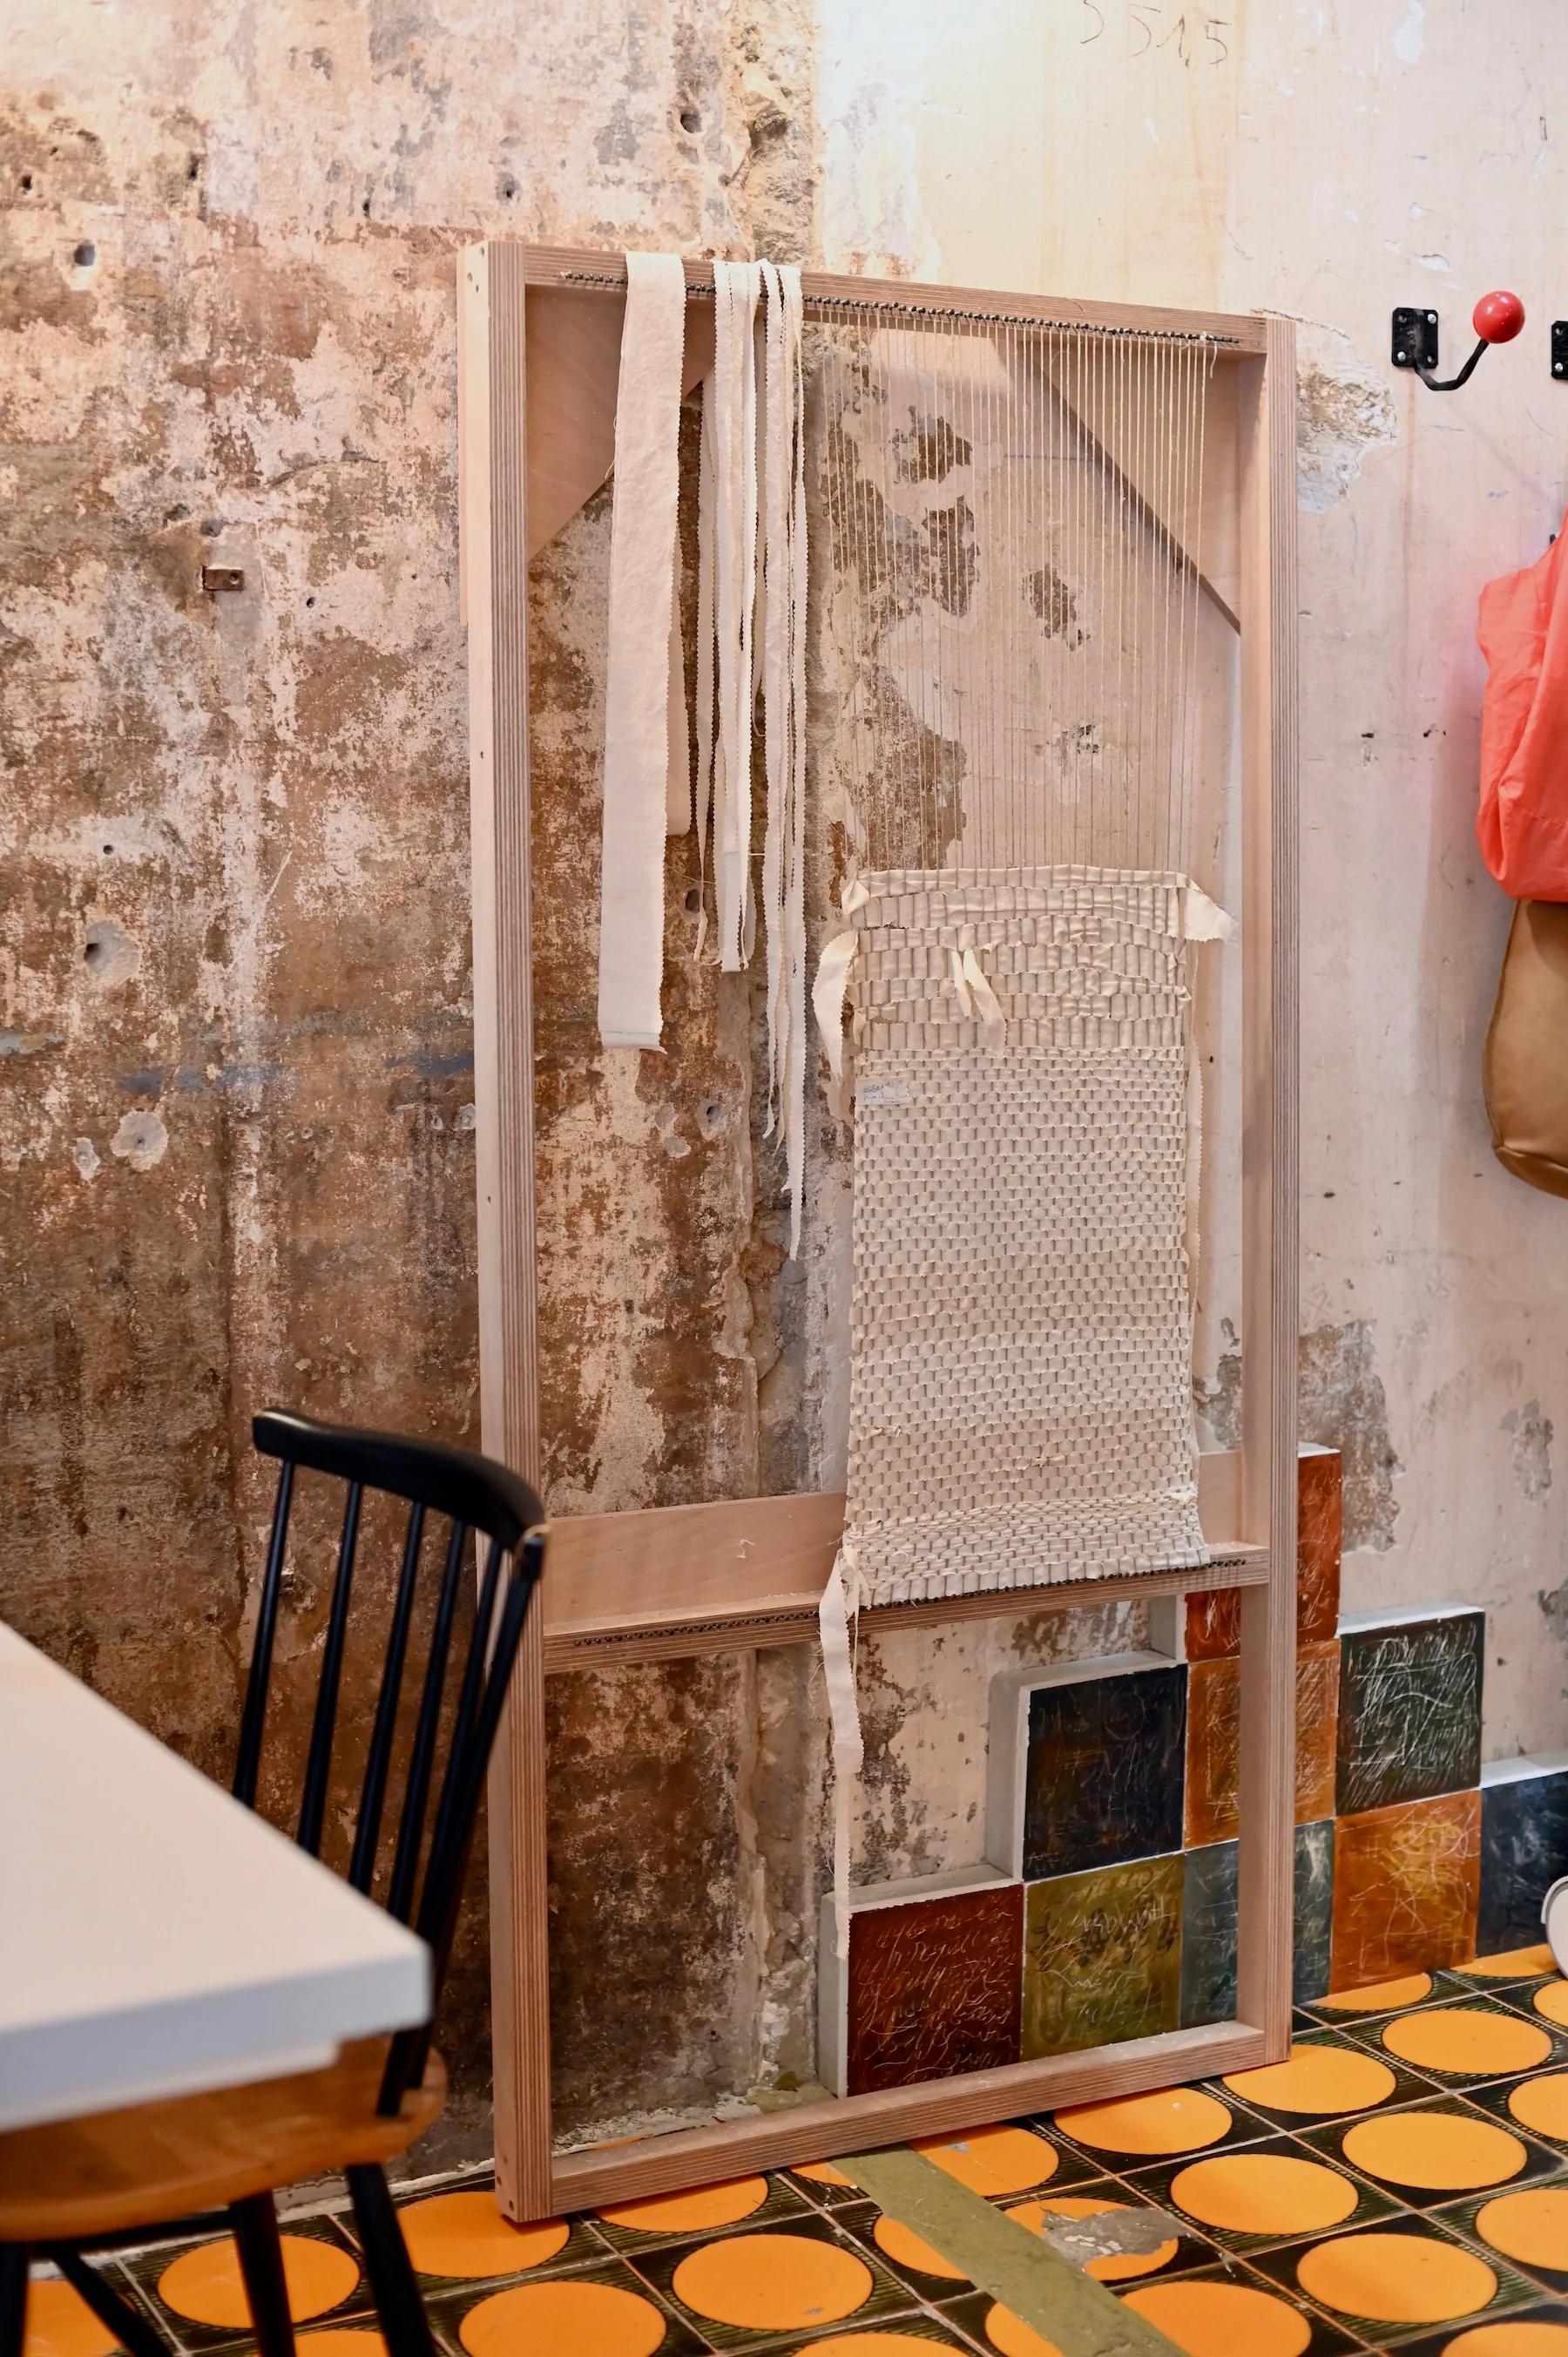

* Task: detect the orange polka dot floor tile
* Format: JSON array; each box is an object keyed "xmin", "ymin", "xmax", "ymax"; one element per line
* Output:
[{"xmin": 35, "ymin": 1963, "xmax": 1568, "ymax": 2357}]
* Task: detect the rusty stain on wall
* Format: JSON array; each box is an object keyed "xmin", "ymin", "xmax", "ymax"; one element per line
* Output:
[{"xmin": 0, "ymin": 0, "xmax": 819, "ymax": 2166}]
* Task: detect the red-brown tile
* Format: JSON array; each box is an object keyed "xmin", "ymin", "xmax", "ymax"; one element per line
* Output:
[
  {"xmin": 1185, "ymin": 1657, "xmax": 1239, "ymax": 1847},
  {"xmin": 1297, "ymin": 1446, "xmax": 1342, "ymax": 1645},
  {"xmin": 1329, "ymin": 1790, "xmax": 1481, "ymax": 1992},
  {"xmin": 1295, "ymin": 1640, "xmax": 1341, "ymax": 1825},
  {"xmin": 1185, "ymin": 1588, "xmax": 1241, "ymax": 1662},
  {"xmin": 846, "ymin": 1882, "xmax": 1024, "ymax": 2094}
]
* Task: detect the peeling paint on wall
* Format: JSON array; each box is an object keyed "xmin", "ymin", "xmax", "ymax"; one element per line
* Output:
[
  {"xmin": 1296, "ymin": 326, "xmax": 1398, "ymax": 516},
  {"xmin": 1504, "ymin": 1400, "xmax": 1554, "ymax": 1501},
  {"xmin": 1301, "ymin": 1321, "xmax": 1402, "ymax": 1554}
]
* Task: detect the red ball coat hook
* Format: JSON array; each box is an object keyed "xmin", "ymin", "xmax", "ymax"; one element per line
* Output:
[{"xmin": 1392, "ymin": 291, "xmax": 1525, "ymax": 392}]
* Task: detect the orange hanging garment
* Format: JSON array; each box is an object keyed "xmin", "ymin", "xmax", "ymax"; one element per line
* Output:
[{"xmin": 1477, "ymin": 519, "xmax": 1568, "ymax": 900}]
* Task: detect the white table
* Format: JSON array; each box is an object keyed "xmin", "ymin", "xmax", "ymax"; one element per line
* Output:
[{"xmin": 0, "ymin": 1622, "xmax": 430, "ymax": 2132}]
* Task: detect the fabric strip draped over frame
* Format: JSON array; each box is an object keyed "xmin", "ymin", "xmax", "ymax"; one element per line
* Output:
[
  {"xmin": 598, "ymin": 253, "xmax": 688, "ymax": 1052},
  {"xmin": 597, "ymin": 253, "xmax": 809, "ymax": 1251}
]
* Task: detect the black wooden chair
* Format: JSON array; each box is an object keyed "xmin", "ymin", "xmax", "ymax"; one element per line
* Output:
[{"xmin": 0, "ymin": 1410, "xmax": 545, "ymax": 2357}]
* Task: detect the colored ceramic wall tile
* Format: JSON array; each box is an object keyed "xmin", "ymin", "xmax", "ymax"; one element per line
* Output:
[
  {"xmin": 844, "ymin": 1882, "xmax": 1024, "ymax": 2096},
  {"xmin": 1185, "ymin": 1659, "xmax": 1239, "ymax": 1847},
  {"xmin": 1295, "ymin": 1641, "xmax": 1341, "ymax": 1826},
  {"xmin": 1296, "ymin": 1446, "xmax": 1342, "ymax": 1644},
  {"xmin": 1021, "ymin": 1663, "xmax": 1186, "ymax": 1879},
  {"xmin": 1477, "ymin": 1760, "xmax": 1568, "ymax": 1954},
  {"xmin": 1022, "ymin": 1854, "xmax": 1183, "ymax": 2058},
  {"xmin": 1180, "ymin": 1839, "xmax": 1238, "ymax": 2028},
  {"xmin": 1183, "ymin": 1447, "xmax": 1340, "ymax": 1663},
  {"xmin": 1294, "ymin": 1819, "xmax": 1335, "ymax": 2003},
  {"xmin": 1335, "ymin": 1609, "xmax": 1484, "ymax": 1817},
  {"xmin": 1329, "ymin": 1790, "xmax": 1481, "ymax": 1992},
  {"xmin": 1185, "ymin": 1588, "xmax": 1240, "ymax": 1662}
]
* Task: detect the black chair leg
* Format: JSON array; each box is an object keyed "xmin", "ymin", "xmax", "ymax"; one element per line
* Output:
[
  {"xmin": 229, "ymin": 2194, "xmax": 296, "ymax": 2357},
  {"xmin": 0, "ymin": 2246, "xmax": 26, "ymax": 2357},
  {"xmin": 345, "ymin": 2165, "xmax": 435, "ymax": 2357},
  {"xmin": 48, "ymin": 2247, "xmax": 174, "ymax": 2357}
]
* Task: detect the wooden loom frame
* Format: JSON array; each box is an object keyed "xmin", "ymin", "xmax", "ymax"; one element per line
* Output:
[{"xmin": 458, "ymin": 242, "xmax": 1299, "ymax": 2224}]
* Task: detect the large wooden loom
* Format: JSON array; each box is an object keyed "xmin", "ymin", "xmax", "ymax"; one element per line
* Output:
[{"xmin": 458, "ymin": 242, "xmax": 1299, "ymax": 2224}]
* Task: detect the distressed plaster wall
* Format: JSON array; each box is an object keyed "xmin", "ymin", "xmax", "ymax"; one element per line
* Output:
[
  {"xmin": 6, "ymin": 0, "xmax": 1568, "ymax": 2165},
  {"xmin": 814, "ymin": 0, "xmax": 1568, "ymax": 1756},
  {"xmin": 0, "ymin": 0, "xmax": 819, "ymax": 2162}
]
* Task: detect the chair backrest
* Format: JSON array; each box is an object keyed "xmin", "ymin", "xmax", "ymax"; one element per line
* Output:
[{"xmin": 236, "ymin": 1409, "xmax": 546, "ymax": 2113}]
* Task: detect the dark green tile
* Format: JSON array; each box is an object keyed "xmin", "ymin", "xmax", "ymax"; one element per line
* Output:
[
  {"xmin": 1022, "ymin": 1663, "xmax": 1186, "ymax": 1878},
  {"xmin": 1022, "ymin": 1854, "xmax": 1182, "ymax": 2058},
  {"xmin": 1180, "ymin": 1839, "xmax": 1237, "ymax": 2029},
  {"xmin": 1335, "ymin": 1609, "xmax": 1484, "ymax": 1816}
]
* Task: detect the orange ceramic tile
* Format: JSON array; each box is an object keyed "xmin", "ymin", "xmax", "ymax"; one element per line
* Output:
[
  {"xmin": 671, "ymin": 2231, "xmax": 873, "ymax": 2330},
  {"xmin": 398, "ymin": 2191, "xmax": 570, "ymax": 2277},
  {"xmin": 597, "ymin": 2178, "xmax": 768, "ymax": 2234},
  {"xmin": 1296, "ymin": 1447, "xmax": 1342, "ymax": 1645},
  {"xmin": 1122, "ymin": 2276, "xmax": 1316, "ymax": 2354},
  {"xmin": 1329, "ymin": 1789, "xmax": 1481, "ymax": 1990},
  {"xmin": 159, "ymin": 2235, "xmax": 360, "ymax": 2330},
  {"xmin": 1185, "ymin": 1658, "xmax": 1239, "ymax": 1846},
  {"xmin": 460, "ymin": 2278, "xmax": 668, "ymax": 2357},
  {"xmin": 1507, "ymin": 2070, "xmax": 1568, "ymax": 2142},
  {"xmin": 1294, "ymin": 2226, "xmax": 1497, "ymax": 2327},
  {"xmin": 1185, "ymin": 1588, "xmax": 1241, "ymax": 1662},
  {"xmin": 21, "ymin": 2279, "xmax": 119, "ymax": 2357},
  {"xmin": 1054, "ymin": 2086, "xmax": 1233, "ymax": 2156},
  {"xmin": 1294, "ymin": 1641, "xmax": 1340, "ymax": 1825},
  {"xmin": 1315, "ymin": 1970, "xmax": 1434, "ymax": 2014},
  {"xmin": 912, "ymin": 2123, "xmax": 1060, "ymax": 2197}
]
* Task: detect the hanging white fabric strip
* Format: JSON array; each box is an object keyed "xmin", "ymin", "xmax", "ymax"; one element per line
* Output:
[
  {"xmin": 817, "ymin": 1546, "xmax": 865, "ymax": 1964},
  {"xmin": 710, "ymin": 260, "xmax": 763, "ymax": 973},
  {"xmin": 666, "ymin": 577, "xmax": 690, "ymax": 835},
  {"xmin": 756, "ymin": 262, "xmax": 809, "ymax": 1252},
  {"xmin": 693, "ymin": 387, "xmax": 717, "ymax": 958},
  {"xmin": 812, "ymin": 930, "xmax": 859, "ymax": 1087},
  {"xmin": 598, "ymin": 252, "xmax": 687, "ymax": 1051}
]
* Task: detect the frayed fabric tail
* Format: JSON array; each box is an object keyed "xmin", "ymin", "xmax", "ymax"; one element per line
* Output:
[{"xmin": 818, "ymin": 1545, "xmax": 864, "ymax": 1966}]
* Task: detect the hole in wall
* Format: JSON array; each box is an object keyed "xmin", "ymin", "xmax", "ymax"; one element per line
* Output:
[
  {"xmin": 679, "ymin": 107, "xmax": 700, "ymax": 132},
  {"xmin": 73, "ymin": 241, "xmax": 95, "ymax": 267}
]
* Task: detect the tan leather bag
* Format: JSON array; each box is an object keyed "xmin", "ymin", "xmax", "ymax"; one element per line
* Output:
[{"xmin": 1485, "ymin": 898, "xmax": 1568, "ymax": 1197}]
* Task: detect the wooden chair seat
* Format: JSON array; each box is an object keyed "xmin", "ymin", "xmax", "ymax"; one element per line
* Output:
[{"xmin": 0, "ymin": 2042, "xmax": 446, "ymax": 2245}]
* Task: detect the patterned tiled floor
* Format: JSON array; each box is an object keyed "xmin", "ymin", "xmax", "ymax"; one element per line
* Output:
[{"xmin": 24, "ymin": 1943, "xmax": 1568, "ymax": 2357}]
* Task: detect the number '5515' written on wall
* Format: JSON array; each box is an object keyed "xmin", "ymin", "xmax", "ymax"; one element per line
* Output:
[{"xmin": 1079, "ymin": 0, "xmax": 1232, "ymax": 64}]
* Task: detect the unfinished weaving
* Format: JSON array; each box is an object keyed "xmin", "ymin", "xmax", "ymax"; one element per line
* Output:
[{"xmin": 838, "ymin": 863, "xmax": 1220, "ymax": 1606}]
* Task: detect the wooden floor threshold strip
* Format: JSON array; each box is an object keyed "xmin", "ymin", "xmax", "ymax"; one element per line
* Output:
[{"xmin": 839, "ymin": 2146, "xmax": 1177, "ymax": 2357}]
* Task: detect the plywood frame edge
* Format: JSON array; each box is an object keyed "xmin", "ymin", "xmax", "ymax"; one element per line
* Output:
[
  {"xmin": 511, "ymin": 240, "xmax": 1269, "ymax": 351},
  {"xmin": 467, "ymin": 243, "xmax": 1299, "ymax": 2219}
]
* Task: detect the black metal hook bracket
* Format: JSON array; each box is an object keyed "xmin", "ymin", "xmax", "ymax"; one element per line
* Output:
[
  {"xmin": 1392, "ymin": 292, "xmax": 1526, "ymax": 393},
  {"xmin": 1553, "ymin": 322, "xmax": 1568, "ymax": 382},
  {"xmin": 1391, "ymin": 306, "xmax": 1489, "ymax": 393}
]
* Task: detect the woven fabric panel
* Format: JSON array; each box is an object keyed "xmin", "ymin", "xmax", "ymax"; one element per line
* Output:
[{"xmin": 844, "ymin": 865, "xmax": 1209, "ymax": 1604}]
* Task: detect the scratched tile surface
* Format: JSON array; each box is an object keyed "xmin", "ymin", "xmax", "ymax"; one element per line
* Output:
[
  {"xmin": 1294, "ymin": 1818, "xmax": 1336, "ymax": 2005},
  {"xmin": 1022, "ymin": 1853, "xmax": 1183, "ymax": 2058},
  {"xmin": 1296, "ymin": 1446, "xmax": 1342, "ymax": 1645},
  {"xmin": 1179, "ymin": 1839, "xmax": 1238, "ymax": 2028},
  {"xmin": 1335, "ymin": 1609, "xmax": 1484, "ymax": 1817},
  {"xmin": 1183, "ymin": 1657, "xmax": 1238, "ymax": 1849},
  {"xmin": 1330, "ymin": 1789, "xmax": 1482, "ymax": 1992},
  {"xmin": 1478, "ymin": 1765, "xmax": 1568, "ymax": 1956},
  {"xmin": 1021, "ymin": 1662, "xmax": 1186, "ymax": 1880},
  {"xmin": 1184, "ymin": 1586, "xmax": 1240, "ymax": 1662},
  {"xmin": 1295, "ymin": 1640, "xmax": 1341, "ymax": 1827},
  {"xmin": 845, "ymin": 1881, "xmax": 1024, "ymax": 2095}
]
